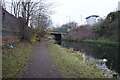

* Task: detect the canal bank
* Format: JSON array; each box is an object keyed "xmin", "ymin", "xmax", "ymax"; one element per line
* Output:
[
  {"xmin": 62, "ymin": 39, "xmax": 119, "ymax": 46},
  {"xmin": 61, "ymin": 40, "xmax": 120, "ymax": 77},
  {"xmin": 49, "ymin": 42, "xmax": 118, "ymax": 78},
  {"xmin": 48, "ymin": 41, "xmax": 106, "ymax": 78}
]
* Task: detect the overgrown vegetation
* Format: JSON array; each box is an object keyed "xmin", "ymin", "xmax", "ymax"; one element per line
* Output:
[
  {"xmin": 2, "ymin": 0, "xmax": 52, "ymax": 43},
  {"xmin": 2, "ymin": 42, "xmax": 36, "ymax": 78},
  {"xmin": 48, "ymin": 41, "xmax": 106, "ymax": 78},
  {"xmin": 2, "ymin": 0, "xmax": 53, "ymax": 78},
  {"xmin": 93, "ymin": 11, "xmax": 120, "ymax": 42},
  {"xmin": 62, "ymin": 11, "xmax": 119, "ymax": 44}
]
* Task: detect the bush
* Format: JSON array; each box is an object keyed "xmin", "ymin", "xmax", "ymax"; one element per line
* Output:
[
  {"xmin": 30, "ymin": 34, "xmax": 37, "ymax": 43},
  {"xmin": 107, "ymin": 11, "xmax": 120, "ymax": 21},
  {"xmin": 92, "ymin": 11, "xmax": 119, "ymax": 42}
]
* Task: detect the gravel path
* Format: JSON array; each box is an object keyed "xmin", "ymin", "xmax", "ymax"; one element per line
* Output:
[{"xmin": 21, "ymin": 40, "xmax": 62, "ymax": 78}]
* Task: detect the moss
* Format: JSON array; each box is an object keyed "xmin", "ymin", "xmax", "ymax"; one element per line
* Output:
[{"xmin": 48, "ymin": 41, "xmax": 106, "ymax": 78}]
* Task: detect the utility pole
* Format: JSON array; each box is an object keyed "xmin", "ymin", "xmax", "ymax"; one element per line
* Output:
[
  {"xmin": 66, "ymin": 16, "xmax": 71, "ymax": 23},
  {"xmin": 81, "ymin": 14, "xmax": 82, "ymax": 25},
  {"xmin": 69, "ymin": 16, "xmax": 71, "ymax": 23}
]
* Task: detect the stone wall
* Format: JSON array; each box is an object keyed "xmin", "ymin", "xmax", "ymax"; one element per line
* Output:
[
  {"xmin": 0, "ymin": 6, "xmax": 2, "ymax": 46},
  {"xmin": 2, "ymin": 7, "xmax": 24, "ymax": 45}
]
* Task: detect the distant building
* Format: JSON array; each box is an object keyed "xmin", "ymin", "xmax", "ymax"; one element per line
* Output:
[
  {"xmin": 86, "ymin": 15, "xmax": 99, "ymax": 25},
  {"xmin": 118, "ymin": 1, "xmax": 120, "ymax": 11}
]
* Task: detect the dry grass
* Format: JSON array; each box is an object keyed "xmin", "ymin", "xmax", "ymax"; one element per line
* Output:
[
  {"xmin": 48, "ymin": 41, "xmax": 106, "ymax": 78},
  {"xmin": 2, "ymin": 42, "xmax": 36, "ymax": 78}
]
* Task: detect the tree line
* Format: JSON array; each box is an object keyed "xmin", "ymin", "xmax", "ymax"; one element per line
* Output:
[{"xmin": 1, "ymin": 0, "xmax": 53, "ymax": 42}]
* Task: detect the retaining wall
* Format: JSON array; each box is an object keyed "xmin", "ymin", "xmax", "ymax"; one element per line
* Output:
[{"xmin": 2, "ymin": 7, "xmax": 24, "ymax": 45}]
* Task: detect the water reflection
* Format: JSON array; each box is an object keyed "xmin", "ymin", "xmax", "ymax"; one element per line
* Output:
[{"xmin": 61, "ymin": 41, "xmax": 119, "ymax": 74}]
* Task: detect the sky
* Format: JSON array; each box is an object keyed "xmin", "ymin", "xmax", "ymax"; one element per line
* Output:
[
  {"xmin": 48, "ymin": 0, "xmax": 120, "ymax": 27},
  {"xmin": 4, "ymin": 0, "xmax": 120, "ymax": 27}
]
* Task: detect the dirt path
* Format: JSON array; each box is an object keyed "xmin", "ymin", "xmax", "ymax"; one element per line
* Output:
[{"xmin": 21, "ymin": 40, "xmax": 62, "ymax": 78}]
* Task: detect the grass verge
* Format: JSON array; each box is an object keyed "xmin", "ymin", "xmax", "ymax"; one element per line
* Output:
[
  {"xmin": 82, "ymin": 40, "xmax": 119, "ymax": 46},
  {"xmin": 48, "ymin": 41, "xmax": 106, "ymax": 78},
  {"xmin": 2, "ymin": 41, "xmax": 36, "ymax": 78},
  {"xmin": 63, "ymin": 39, "xmax": 119, "ymax": 46}
]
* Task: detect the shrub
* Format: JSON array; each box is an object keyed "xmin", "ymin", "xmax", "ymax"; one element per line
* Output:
[{"xmin": 30, "ymin": 34, "xmax": 37, "ymax": 43}]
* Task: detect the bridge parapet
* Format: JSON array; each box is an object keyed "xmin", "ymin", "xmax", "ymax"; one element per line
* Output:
[{"xmin": 50, "ymin": 30, "xmax": 68, "ymax": 42}]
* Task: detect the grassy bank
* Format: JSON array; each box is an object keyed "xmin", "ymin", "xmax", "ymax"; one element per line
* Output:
[
  {"xmin": 82, "ymin": 40, "xmax": 119, "ymax": 46},
  {"xmin": 63, "ymin": 39, "xmax": 119, "ymax": 46},
  {"xmin": 48, "ymin": 41, "xmax": 106, "ymax": 78},
  {"xmin": 2, "ymin": 41, "xmax": 36, "ymax": 78}
]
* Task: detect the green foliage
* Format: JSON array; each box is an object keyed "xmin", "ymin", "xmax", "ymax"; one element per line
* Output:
[
  {"xmin": 31, "ymin": 39, "xmax": 36, "ymax": 43},
  {"xmin": 107, "ymin": 11, "xmax": 120, "ymax": 21},
  {"xmin": 30, "ymin": 34, "xmax": 37, "ymax": 43}
]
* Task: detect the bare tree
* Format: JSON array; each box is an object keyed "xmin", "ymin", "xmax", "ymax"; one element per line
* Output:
[
  {"xmin": 2, "ymin": 0, "xmax": 53, "ymax": 39},
  {"xmin": 61, "ymin": 21, "xmax": 78, "ymax": 30},
  {"xmin": 1, "ymin": 0, "xmax": 6, "ymax": 9},
  {"xmin": 3, "ymin": 0, "xmax": 52, "ymax": 27},
  {"xmin": 29, "ymin": 0, "xmax": 53, "ymax": 28},
  {"xmin": 11, "ymin": 0, "xmax": 21, "ymax": 17},
  {"xmin": 20, "ymin": 0, "xmax": 50, "ymax": 26}
]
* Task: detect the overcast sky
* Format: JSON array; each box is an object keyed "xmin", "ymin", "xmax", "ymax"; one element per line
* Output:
[
  {"xmin": 49, "ymin": 0, "xmax": 120, "ymax": 27},
  {"xmin": 5, "ymin": 0, "xmax": 120, "ymax": 27}
]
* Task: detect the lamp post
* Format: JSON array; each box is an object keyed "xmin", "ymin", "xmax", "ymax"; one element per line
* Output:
[{"xmin": 66, "ymin": 16, "xmax": 71, "ymax": 23}]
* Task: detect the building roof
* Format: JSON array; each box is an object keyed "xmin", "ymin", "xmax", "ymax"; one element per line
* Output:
[{"xmin": 86, "ymin": 15, "xmax": 99, "ymax": 19}]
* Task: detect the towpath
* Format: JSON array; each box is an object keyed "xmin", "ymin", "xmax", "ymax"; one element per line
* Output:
[{"xmin": 21, "ymin": 40, "xmax": 62, "ymax": 78}]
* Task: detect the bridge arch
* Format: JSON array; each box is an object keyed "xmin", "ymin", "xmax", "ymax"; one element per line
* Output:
[{"xmin": 50, "ymin": 30, "xmax": 68, "ymax": 44}]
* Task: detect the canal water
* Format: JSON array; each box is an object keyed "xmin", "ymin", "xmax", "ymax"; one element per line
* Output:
[{"xmin": 60, "ymin": 40, "xmax": 120, "ymax": 75}]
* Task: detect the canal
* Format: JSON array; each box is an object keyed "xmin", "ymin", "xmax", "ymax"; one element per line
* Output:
[{"xmin": 60, "ymin": 40, "xmax": 119, "ymax": 75}]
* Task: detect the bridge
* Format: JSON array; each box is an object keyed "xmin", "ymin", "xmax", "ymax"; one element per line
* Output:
[{"xmin": 50, "ymin": 30, "xmax": 68, "ymax": 44}]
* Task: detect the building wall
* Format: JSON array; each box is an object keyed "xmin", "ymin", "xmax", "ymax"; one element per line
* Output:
[
  {"xmin": 86, "ymin": 17, "xmax": 97, "ymax": 25},
  {"xmin": 2, "ymin": 8, "xmax": 23, "ymax": 45},
  {"xmin": 118, "ymin": 1, "xmax": 120, "ymax": 11},
  {"xmin": 0, "ymin": 6, "xmax": 2, "ymax": 45}
]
